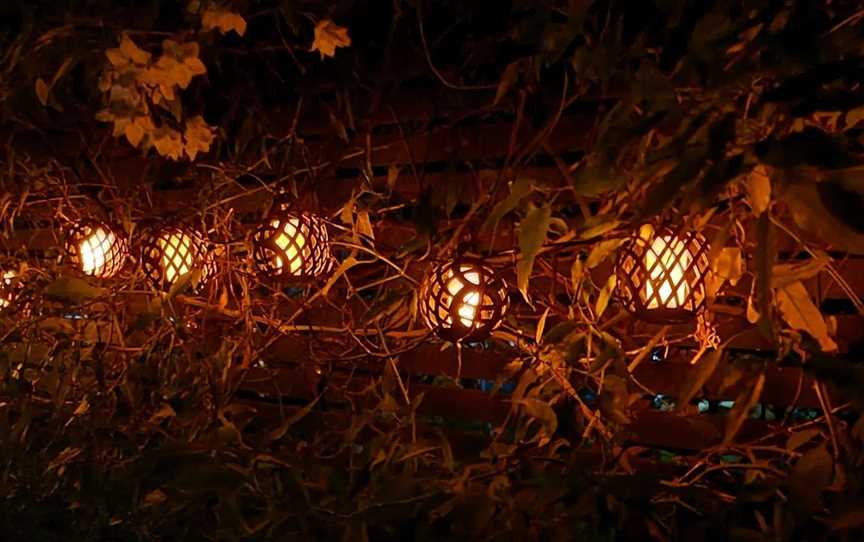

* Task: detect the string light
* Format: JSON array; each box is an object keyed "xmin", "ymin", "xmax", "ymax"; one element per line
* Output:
[
  {"xmin": 252, "ymin": 211, "xmax": 331, "ymax": 280},
  {"xmin": 419, "ymin": 258, "xmax": 509, "ymax": 342},
  {"xmin": 141, "ymin": 227, "xmax": 215, "ymax": 291},
  {"xmin": 64, "ymin": 221, "xmax": 128, "ymax": 279},
  {"xmin": 616, "ymin": 224, "xmax": 710, "ymax": 324},
  {"xmin": 0, "ymin": 270, "xmax": 17, "ymax": 309}
]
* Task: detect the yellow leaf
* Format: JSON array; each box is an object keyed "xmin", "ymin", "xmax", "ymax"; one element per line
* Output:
[
  {"xmin": 152, "ymin": 126, "xmax": 183, "ymax": 160},
  {"xmin": 570, "ymin": 258, "xmax": 584, "ymax": 289},
  {"xmin": 183, "ymin": 116, "xmax": 214, "ymax": 161},
  {"xmin": 357, "ymin": 211, "xmax": 374, "ymax": 240},
  {"xmin": 119, "ymin": 35, "xmax": 151, "ymax": 66},
  {"xmin": 125, "ymin": 121, "xmax": 144, "ymax": 147},
  {"xmin": 776, "ymin": 280, "xmax": 838, "ymax": 352},
  {"xmin": 772, "ymin": 252, "xmax": 829, "ymax": 289},
  {"xmin": 202, "ymin": 8, "xmax": 247, "ymax": 36},
  {"xmin": 586, "ymin": 239, "xmax": 624, "ymax": 268},
  {"xmin": 747, "ymin": 165, "xmax": 771, "ymax": 215},
  {"xmin": 708, "ymin": 247, "xmax": 743, "ymax": 297},
  {"xmin": 595, "ymin": 274, "xmax": 616, "ymax": 319},
  {"xmin": 105, "ymin": 47, "xmax": 128, "ymax": 67},
  {"xmin": 184, "ymin": 56, "xmax": 206, "ymax": 77},
  {"xmin": 321, "ymin": 256, "xmax": 358, "ymax": 298},
  {"xmin": 35, "ymin": 78, "xmax": 49, "ymax": 106},
  {"xmin": 309, "ymin": 19, "xmax": 351, "ymax": 59}
]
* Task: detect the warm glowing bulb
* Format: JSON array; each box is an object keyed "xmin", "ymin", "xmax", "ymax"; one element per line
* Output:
[
  {"xmin": 445, "ymin": 267, "xmax": 481, "ymax": 328},
  {"xmin": 159, "ymin": 232, "xmax": 193, "ymax": 284},
  {"xmin": 645, "ymin": 235, "xmax": 690, "ymax": 309},
  {"xmin": 273, "ymin": 218, "xmax": 305, "ymax": 275},
  {"xmin": 0, "ymin": 270, "xmax": 15, "ymax": 309},
  {"xmin": 79, "ymin": 227, "xmax": 115, "ymax": 276}
]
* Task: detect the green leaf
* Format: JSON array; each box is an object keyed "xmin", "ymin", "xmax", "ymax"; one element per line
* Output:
[
  {"xmin": 776, "ymin": 280, "xmax": 838, "ymax": 352},
  {"xmin": 789, "ymin": 444, "xmax": 832, "ymax": 511},
  {"xmin": 675, "ymin": 348, "xmax": 723, "ymax": 412},
  {"xmin": 44, "ymin": 276, "xmax": 104, "ymax": 304},
  {"xmin": 516, "ymin": 203, "xmax": 552, "ymax": 303}
]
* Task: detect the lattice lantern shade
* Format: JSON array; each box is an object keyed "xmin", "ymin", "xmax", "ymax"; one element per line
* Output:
[
  {"xmin": 141, "ymin": 227, "xmax": 215, "ymax": 291},
  {"xmin": 64, "ymin": 221, "xmax": 128, "ymax": 279},
  {"xmin": 615, "ymin": 225, "xmax": 711, "ymax": 324},
  {"xmin": 252, "ymin": 212, "xmax": 331, "ymax": 280},
  {"xmin": 419, "ymin": 258, "xmax": 509, "ymax": 342}
]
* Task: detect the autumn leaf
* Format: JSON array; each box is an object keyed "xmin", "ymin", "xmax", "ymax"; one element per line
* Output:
[
  {"xmin": 776, "ymin": 280, "xmax": 838, "ymax": 352},
  {"xmin": 202, "ymin": 8, "xmax": 247, "ymax": 36},
  {"xmin": 595, "ymin": 274, "xmax": 616, "ymax": 318},
  {"xmin": 516, "ymin": 203, "xmax": 552, "ymax": 303},
  {"xmin": 708, "ymin": 247, "xmax": 743, "ymax": 298},
  {"xmin": 183, "ymin": 116, "xmax": 214, "ymax": 160},
  {"xmin": 310, "ymin": 19, "xmax": 351, "ymax": 59},
  {"xmin": 586, "ymin": 239, "xmax": 624, "ymax": 268}
]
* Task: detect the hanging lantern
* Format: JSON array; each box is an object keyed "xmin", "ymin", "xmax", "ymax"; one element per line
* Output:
[
  {"xmin": 615, "ymin": 224, "xmax": 710, "ymax": 324},
  {"xmin": 0, "ymin": 269, "xmax": 18, "ymax": 310},
  {"xmin": 141, "ymin": 227, "xmax": 215, "ymax": 291},
  {"xmin": 251, "ymin": 211, "xmax": 331, "ymax": 280},
  {"xmin": 64, "ymin": 220, "xmax": 128, "ymax": 279},
  {"xmin": 419, "ymin": 258, "xmax": 509, "ymax": 342}
]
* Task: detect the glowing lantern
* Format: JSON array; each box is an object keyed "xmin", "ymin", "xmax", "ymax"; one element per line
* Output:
[
  {"xmin": 419, "ymin": 258, "xmax": 509, "ymax": 342},
  {"xmin": 252, "ymin": 211, "xmax": 331, "ymax": 280},
  {"xmin": 141, "ymin": 227, "xmax": 215, "ymax": 291},
  {"xmin": 64, "ymin": 221, "xmax": 128, "ymax": 278},
  {"xmin": 615, "ymin": 225, "xmax": 710, "ymax": 324},
  {"xmin": 0, "ymin": 269, "xmax": 17, "ymax": 309}
]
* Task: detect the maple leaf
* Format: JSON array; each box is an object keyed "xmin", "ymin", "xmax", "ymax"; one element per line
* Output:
[
  {"xmin": 183, "ymin": 116, "xmax": 214, "ymax": 161},
  {"xmin": 202, "ymin": 8, "xmax": 247, "ymax": 36},
  {"xmin": 310, "ymin": 19, "xmax": 351, "ymax": 59},
  {"xmin": 152, "ymin": 126, "xmax": 183, "ymax": 160}
]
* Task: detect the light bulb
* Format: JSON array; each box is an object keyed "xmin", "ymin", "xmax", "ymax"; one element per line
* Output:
[
  {"xmin": 79, "ymin": 227, "xmax": 115, "ymax": 276},
  {"xmin": 160, "ymin": 232, "xmax": 193, "ymax": 285},
  {"xmin": 272, "ymin": 218, "xmax": 305, "ymax": 275},
  {"xmin": 0, "ymin": 270, "xmax": 15, "ymax": 309}
]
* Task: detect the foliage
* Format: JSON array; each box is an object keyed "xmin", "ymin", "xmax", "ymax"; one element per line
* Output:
[{"xmin": 2, "ymin": 1, "xmax": 864, "ymax": 541}]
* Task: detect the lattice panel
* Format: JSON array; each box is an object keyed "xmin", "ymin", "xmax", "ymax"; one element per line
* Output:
[
  {"xmin": 64, "ymin": 221, "xmax": 128, "ymax": 279},
  {"xmin": 419, "ymin": 258, "xmax": 509, "ymax": 342},
  {"xmin": 141, "ymin": 227, "xmax": 215, "ymax": 291},
  {"xmin": 616, "ymin": 224, "xmax": 710, "ymax": 324},
  {"xmin": 252, "ymin": 211, "xmax": 331, "ymax": 280}
]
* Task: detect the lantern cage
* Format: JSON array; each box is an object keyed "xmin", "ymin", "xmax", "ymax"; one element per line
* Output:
[
  {"xmin": 140, "ymin": 226, "xmax": 216, "ymax": 292},
  {"xmin": 63, "ymin": 220, "xmax": 128, "ymax": 279},
  {"xmin": 615, "ymin": 224, "xmax": 711, "ymax": 324},
  {"xmin": 251, "ymin": 211, "xmax": 332, "ymax": 280},
  {"xmin": 419, "ymin": 257, "xmax": 509, "ymax": 342}
]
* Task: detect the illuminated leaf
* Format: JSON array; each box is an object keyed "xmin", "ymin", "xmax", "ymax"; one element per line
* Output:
[
  {"xmin": 321, "ymin": 256, "xmax": 358, "ymax": 298},
  {"xmin": 183, "ymin": 115, "xmax": 214, "ymax": 160},
  {"xmin": 772, "ymin": 252, "xmax": 829, "ymax": 288},
  {"xmin": 119, "ymin": 35, "xmax": 151, "ymax": 65},
  {"xmin": 516, "ymin": 203, "xmax": 552, "ymax": 303},
  {"xmin": 746, "ymin": 165, "xmax": 771, "ymax": 215},
  {"xmin": 142, "ymin": 489, "xmax": 167, "ymax": 507},
  {"xmin": 35, "ymin": 78, "xmax": 49, "ymax": 106},
  {"xmin": 586, "ymin": 239, "xmax": 624, "ymax": 268},
  {"xmin": 515, "ymin": 398, "xmax": 557, "ymax": 441},
  {"xmin": 708, "ymin": 247, "xmax": 743, "ymax": 297},
  {"xmin": 202, "ymin": 8, "xmax": 247, "ymax": 36},
  {"xmin": 776, "ymin": 280, "xmax": 838, "ymax": 352},
  {"xmin": 309, "ymin": 19, "xmax": 351, "ymax": 59},
  {"xmin": 595, "ymin": 274, "xmax": 616, "ymax": 318},
  {"xmin": 125, "ymin": 121, "xmax": 144, "ymax": 147},
  {"xmin": 152, "ymin": 126, "xmax": 183, "ymax": 160}
]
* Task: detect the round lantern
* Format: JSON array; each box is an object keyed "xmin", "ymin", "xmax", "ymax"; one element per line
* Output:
[
  {"xmin": 63, "ymin": 220, "xmax": 128, "ymax": 279},
  {"xmin": 140, "ymin": 227, "xmax": 215, "ymax": 291},
  {"xmin": 418, "ymin": 257, "xmax": 509, "ymax": 342},
  {"xmin": 0, "ymin": 269, "xmax": 19, "ymax": 310},
  {"xmin": 615, "ymin": 224, "xmax": 710, "ymax": 324},
  {"xmin": 251, "ymin": 211, "xmax": 331, "ymax": 280}
]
